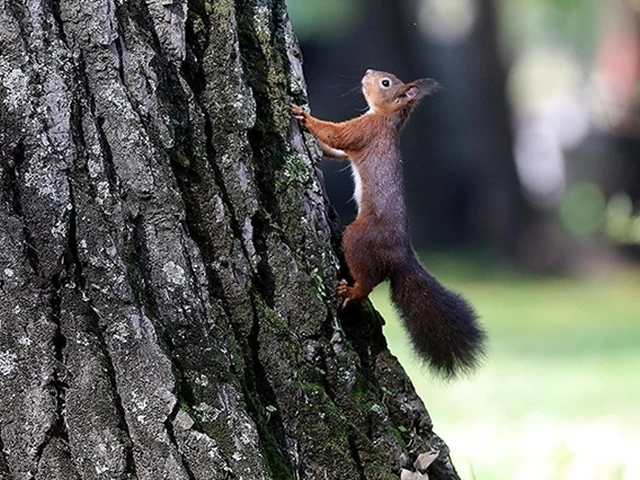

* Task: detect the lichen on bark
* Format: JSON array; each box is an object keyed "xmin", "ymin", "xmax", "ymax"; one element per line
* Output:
[{"xmin": 0, "ymin": 0, "xmax": 461, "ymax": 479}]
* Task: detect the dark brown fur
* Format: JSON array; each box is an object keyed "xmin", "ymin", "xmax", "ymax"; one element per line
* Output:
[{"xmin": 293, "ymin": 70, "xmax": 485, "ymax": 377}]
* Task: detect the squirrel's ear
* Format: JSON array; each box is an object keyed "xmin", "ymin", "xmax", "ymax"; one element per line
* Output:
[{"xmin": 405, "ymin": 78, "xmax": 440, "ymax": 100}]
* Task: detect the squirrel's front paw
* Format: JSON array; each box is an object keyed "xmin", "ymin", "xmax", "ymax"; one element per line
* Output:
[{"xmin": 291, "ymin": 104, "xmax": 308, "ymax": 126}]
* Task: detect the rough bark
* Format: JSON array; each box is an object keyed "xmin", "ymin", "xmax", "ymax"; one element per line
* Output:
[{"xmin": 0, "ymin": 1, "xmax": 460, "ymax": 479}]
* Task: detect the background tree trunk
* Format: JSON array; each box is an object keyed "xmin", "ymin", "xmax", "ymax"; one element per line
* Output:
[
  {"xmin": 302, "ymin": 0, "xmax": 533, "ymax": 254},
  {"xmin": 0, "ymin": 1, "xmax": 460, "ymax": 479}
]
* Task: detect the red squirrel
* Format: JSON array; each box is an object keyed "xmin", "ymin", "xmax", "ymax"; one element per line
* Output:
[{"xmin": 292, "ymin": 69, "xmax": 486, "ymax": 377}]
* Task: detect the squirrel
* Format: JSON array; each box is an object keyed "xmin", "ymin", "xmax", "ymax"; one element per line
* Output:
[{"xmin": 292, "ymin": 69, "xmax": 486, "ymax": 378}]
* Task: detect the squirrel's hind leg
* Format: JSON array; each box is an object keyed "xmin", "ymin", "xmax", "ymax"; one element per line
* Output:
[{"xmin": 339, "ymin": 222, "xmax": 385, "ymax": 307}]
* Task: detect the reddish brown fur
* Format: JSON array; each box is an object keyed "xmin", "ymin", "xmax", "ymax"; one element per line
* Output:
[
  {"xmin": 293, "ymin": 70, "xmax": 485, "ymax": 377},
  {"xmin": 293, "ymin": 70, "xmax": 436, "ymax": 303}
]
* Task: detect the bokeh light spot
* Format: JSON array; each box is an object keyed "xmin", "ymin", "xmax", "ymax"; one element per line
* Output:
[{"xmin": 560, "ymin": 182, "xmax": 606, "ymax": 236}]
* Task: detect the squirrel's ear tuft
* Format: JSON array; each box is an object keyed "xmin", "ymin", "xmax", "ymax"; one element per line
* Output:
[{"xmin": 405, "ymin": 78, "xmax": 440, "ymax": 100}]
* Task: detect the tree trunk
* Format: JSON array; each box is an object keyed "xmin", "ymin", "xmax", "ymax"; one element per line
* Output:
[{"xmin": 0, "ymin": 1, "xmax": 460, "ymax": 479}]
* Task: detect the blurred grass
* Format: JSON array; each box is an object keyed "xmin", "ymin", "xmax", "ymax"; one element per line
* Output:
[{"xmin": 370, "ymin": 254, "xmax": 640, "ymax": 480}]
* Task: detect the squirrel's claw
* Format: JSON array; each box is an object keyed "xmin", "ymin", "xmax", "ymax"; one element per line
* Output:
[
  {"xmin": 336, "ymin": 280, "xmax": 352, "ymax": 308},
  {"xmin": 291, "ymin": 104, "xmax": 308, "ymax": 125}
]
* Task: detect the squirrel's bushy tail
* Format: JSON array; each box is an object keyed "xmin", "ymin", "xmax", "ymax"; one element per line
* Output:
[{"xmin": 390, "ymin": 257, "xmax": 486, "ymax": 378}]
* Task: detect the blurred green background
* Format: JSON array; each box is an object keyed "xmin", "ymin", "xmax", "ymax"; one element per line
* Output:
[
  {"xmin": 373, "ymin": 256, "xmax": 640, "ymax": 480},
  {"xmin": 288, "ymin": 0, "xmax": 640, "ymax": 478}
]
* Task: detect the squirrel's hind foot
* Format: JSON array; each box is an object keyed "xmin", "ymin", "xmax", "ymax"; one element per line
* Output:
[
  {"xmin": 337, "ymin": 279, "xmax": 373, "ymax": 309},
  {"xmin": 336, "ymin": 279, "xmax": 353, "ymax": 308}
]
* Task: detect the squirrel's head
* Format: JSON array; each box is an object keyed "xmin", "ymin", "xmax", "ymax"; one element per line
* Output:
[{"xmin": 361, "ymin": 69, "xmax": 439, "ymax": 114}]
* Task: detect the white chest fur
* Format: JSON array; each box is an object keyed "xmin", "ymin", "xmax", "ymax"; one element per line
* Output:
[{"xmin": 350, "ymin": 163, "xmax": 363, "ymax": 212}]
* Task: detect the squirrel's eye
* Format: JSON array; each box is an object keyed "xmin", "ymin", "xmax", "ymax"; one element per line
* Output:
[{"xmin": 381, "ymin": 78, "xmax": 391, "ymax": 88}]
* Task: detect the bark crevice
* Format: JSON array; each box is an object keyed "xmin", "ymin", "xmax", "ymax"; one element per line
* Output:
[
  {"xmin": 0, "ymin": 427, "xmax": 14, "ymax": 480},
  {"xmin": 201, "ymin": 118, "xmax": 246, "ymax": 246},
  {"xmin": 247, "ymin": 300, "xmax": 291, "ymax": 466},
  {"xmin": 130, "ymin": 213, "xmax": 160, "ymax": 318},
  {"xmin": 85, "ymin": 305, "xmax": 140, "ymax": 477},
  {"xmin": 251, "ymin": 212, "xmax": 276, "ymax": 309},
  {"xmin": 64, "ymin": 184, "xmax": 84, "ymax": 292},
  {"xmin": 347, "ymin": 434, "xmax": 367, "ymax": 480},
  {"xmin": 46, "ymin": 0, "xmax": 68, "ymax": 45},
  {"xmin": 33, "ymin": 275, "xmax": 71, "ymax": 472},
  {"xmin": 173, "ymin": 53, "xmax": 250, "ymax": 258},
  {"xmin": 164, "ymin": 403, "xmax": 198, "ymax": 480},
  {"xmin": 76, "ymin": 53, "xmax": 123, "ymax": 196},
  {"xmin": 4, "ymin": 142, "xmax": 40, "ymax": 275},
  {"xmin": 167, "ymin": 156, "xmax": 233, "ymax": 313}
]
